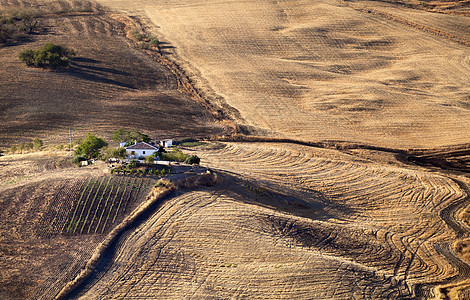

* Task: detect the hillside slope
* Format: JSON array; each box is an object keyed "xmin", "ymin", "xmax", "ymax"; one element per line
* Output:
[{"xmin": 96, "ymin": 0, "xmax": 470, "ymax": 148}]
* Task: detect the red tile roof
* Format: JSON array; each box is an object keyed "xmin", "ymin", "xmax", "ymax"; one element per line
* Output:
[{"xmin": 126, "ymin": 142, "xmax": 159, "ymax": 150}]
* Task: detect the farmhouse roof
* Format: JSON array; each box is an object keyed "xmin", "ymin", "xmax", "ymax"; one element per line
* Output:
[{"xmin": 126, "ymin": 142, "xmax": 159, "ymax": 150}]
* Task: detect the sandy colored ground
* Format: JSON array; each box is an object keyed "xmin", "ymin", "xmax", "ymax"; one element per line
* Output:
[
  {"xmin": 71, "ymin": 142, "xmax": 469, "ymax": 299},
  {"xmin": 94, "ymin": 0, "xmax": 470, "ymax": 148},
  {"xmin": 3, "ymin": 0, "xmax": 470, "ymax": 299}
]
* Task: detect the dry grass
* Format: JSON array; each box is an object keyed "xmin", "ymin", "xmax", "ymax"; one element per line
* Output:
[
  {"xmin": 72, "ymin": 142, "xmax": 469, "ymax": 299},
  {"xmin": 96, "ymin": 0, "xmax": 470, "ymax": 148}
]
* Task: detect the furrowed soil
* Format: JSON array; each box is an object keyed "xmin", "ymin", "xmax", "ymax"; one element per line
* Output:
[
  {"xmin": 0, "ymin": 0, "xmax": 224, "ymax": 147},
  {"xmin": 96, "ymin": 0, "xmax": 470, "ymax": 148},
  {"xmin": 3, "ymin": 0, "xmax": 470, "ymax": 299},
  {"xmin": 0, "ymin": 151, "xmax": 160, "ymax": 299}
]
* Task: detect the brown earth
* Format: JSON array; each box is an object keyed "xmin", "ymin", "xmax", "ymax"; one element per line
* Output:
[
  {"xmin": 95, "ymin": 0, "xmax": 470, "ymax": 148},
  {"xmin": 0, "ymin": 0, "xmax": 225, "ymax": 148},
  {"xmin": 3, "ymin": 0, "xmax": 470, "ymax": 299}
]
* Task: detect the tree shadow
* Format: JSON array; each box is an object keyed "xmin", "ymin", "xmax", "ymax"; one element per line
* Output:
[
  {"xmin": 66, "ymin": 57, "xmax": 136, "ymax": 89},
  {"xmin": 158, "ymin": 41, "xmax": 175, "ymax": 55}
]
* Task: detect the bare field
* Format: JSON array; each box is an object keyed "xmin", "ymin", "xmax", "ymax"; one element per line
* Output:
[
  {"xmin": 95, "ymin": 0, "xmax": 470, "ymax": 148},
  {"xmin": 0, "ymin": 152, "xmax": 158, "ymax": 300},
  {"xmin": 69, "ymin": 142, "xmax": 469, "ymax": 299},
  {"xmin": 0, "ymin": 0, "xmax": 224, "ymax": 147}
]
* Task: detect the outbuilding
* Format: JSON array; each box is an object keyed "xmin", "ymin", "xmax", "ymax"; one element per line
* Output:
[
  {"xmin": 159, "ymin": 139, "xmax": 173, "ymax": 148},
  {"xmin": 126, "ymin": 142, "xmax": 159, "ymax": 158}
]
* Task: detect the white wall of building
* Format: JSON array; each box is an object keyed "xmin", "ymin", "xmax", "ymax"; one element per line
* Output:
[{"xmin": 127, "ymin": 149, "xmax": 157, "ymax": 158}]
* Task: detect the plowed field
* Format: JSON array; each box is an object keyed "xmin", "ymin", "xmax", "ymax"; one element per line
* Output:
[
  {"xmin": 0, "ymin": 152, "xmax": 158, "ymax": 299},
  {"xmin": 70, "ymin": 142, "xmax": 470, "ymax": 299},
  {"xmin": 3, "ymin": 0, "xmax": 470, "ymax": 299},
  {"xmin": 96, "ymin": 0, "xmax": 470, "ymax": 148},
  {"xmin": 0, "ymin": 0, "xmax": 223, "ymax": 147}
]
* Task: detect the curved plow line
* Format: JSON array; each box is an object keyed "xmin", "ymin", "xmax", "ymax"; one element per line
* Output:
[
  {"xmin": 111, "ymin": 177, "xmax": 133, "ymax": 224},
  {"xmin": 94, "ymin": 176, "xmax": 122, "ymax": 234},
  {"xmin": 72, "ymin": 177, "xmax": 98, "ymax": 234},
  {"xmin": 64, "ymin": 177, "xmax": 92, "ymax": 234},
  {"xmin": 80, "ymin": 176, "xmax": 106, "ymax": 234},
  {"xmin": 87, "ymin": 176, "xmax": 112, "ymax": 234},
  {"xmin": 101, "ymin": 183, "xmax": 122, "ymax": 234}
]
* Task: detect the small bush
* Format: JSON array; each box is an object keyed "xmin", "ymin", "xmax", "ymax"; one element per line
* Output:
[
  {"xmin": 127, "ymin": 159, "xmax": 138, "ymax": 169},
  {"xmin": 185, "ymin": 155, "xmax": 200, "ymax": 165},
  {"xmin": 72, "ymin": 154, "xmax": 87, "ymax": 165},
  {"xmin": 145, "ymin": 155, "xmax": 154, "ymax": 164},
  {"xmin": 161, "ymin": 148, "xmax": 187, "ymax": 162},
  {"xmin": 19, "ymin": 43, "xmax": 75, "ymax": 68}
]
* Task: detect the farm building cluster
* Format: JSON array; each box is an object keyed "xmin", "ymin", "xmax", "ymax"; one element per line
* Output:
[{"xmin": 121, "ymin": 140, "xmax": 173, "ymax": 159}]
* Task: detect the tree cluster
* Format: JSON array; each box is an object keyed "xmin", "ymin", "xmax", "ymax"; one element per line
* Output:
[
  {"xmin": 0, "ymin": 8, "xmax": 42, "ymax": 44},
  {"xmin": 9, "ymin": 138, "xmax": 43, "ymax": 154},
  {"xmin": 74, "ymin": 133, "xmax": 108, "ymax": 162},
  {"xmin": 112, "ymin": 129, "xmax": 151, "ymax": 145},
  {"xmin": 19, "ymin": 43, "xmax": 75, "ymax": 68}
]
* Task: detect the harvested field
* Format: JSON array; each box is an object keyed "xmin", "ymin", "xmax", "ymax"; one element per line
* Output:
[
  {"xmin": 3, "ymin": 0, "xmax": 470, "ymax": 299},
  {"xmin": 68, "ymin": 142, "xmax": 469, "ymax": 299},
  {"xmin": 96, "ymin": 0, "xmax": 470, "ymax": 148},
  {"xmin": 0, "ymin": 0, "xmax": 224, "ymax": 147}
]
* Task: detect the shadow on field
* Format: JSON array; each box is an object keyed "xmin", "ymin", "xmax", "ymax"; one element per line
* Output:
[
  {"xmin": 158, "ymin": 41, "xmax": 175, "ymax": 55},
  {"xmin": 215, "ymin": 170, "xmax": 356, "ymax": 221},
  {"xmin": 67, "ymin": 58, "xmax": 136, "ymax": 89}
]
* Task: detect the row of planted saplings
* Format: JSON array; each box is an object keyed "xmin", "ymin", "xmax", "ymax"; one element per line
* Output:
[{"xmin": 111, "ymin": 167, "xmax": 171, "ymax": 177}]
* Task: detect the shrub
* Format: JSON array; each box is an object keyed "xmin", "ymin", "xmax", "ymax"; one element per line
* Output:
[
  {"xmin": 110, "ymin": 169, "xmax": 115, "ymax": 175},
  {"xmin": 19, "ymin": 43, "xmax": 75, "ymax": 68},
  {"xmin": 102, "ymin": 146, "xmax": 126, "ymax": 160},
  {"xmin": 112, "ymin": 129, "xmax": 151, "ymax": 144},
  {"xmin": 9, "ymin": 145, "xmax": 17, "ymax": 154},
  {"xmin": 32, "ymin": 138, "xmax": 43, "ymax": 150},
  {"xmin": 145, "ymin": 155, "xmax": 154, "ymax": 164},
  {"xmin": 72, "ymin": 154, "xmax": 87, "ymax": 165},
  {"xmin": 74, "ymin": 133, "xmax": 108, "ymax": 159},
  {"xmin": 161, "ymin": 148, "xmax": 187, "ymax": 162},
  {"xmin": 185, "ymin": 155, "xmax": 200, "ymax": 165},
  {"xmin": 130, "ymin": 29, "xmax": 159, "ymax": 49},
  {"xmin": 127, "ymin": 159, "xmax": 138, "ymax": 169}
]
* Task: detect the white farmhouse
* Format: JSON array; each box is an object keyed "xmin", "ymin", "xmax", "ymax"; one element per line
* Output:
[
  {"xmin": 159, "ymin": 139, "xmax": 173, "ymax": 148},
  {"xmin": 126, "ymin": 142, "xmax": 159, "ymax": 158}
]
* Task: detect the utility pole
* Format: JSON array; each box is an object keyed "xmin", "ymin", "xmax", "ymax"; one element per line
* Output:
[{"xmin": 69, "ymin": 127, "xmax": 73, "ymax": 157}]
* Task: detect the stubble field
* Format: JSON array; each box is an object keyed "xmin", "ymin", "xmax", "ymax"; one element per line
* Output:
[
  {"xmin": 96, "ymin": 0, "xmax": 470, "ymax": 148},
  {"xmin": 2, "ymin": 0, "xmax": 470, "ymax": 299}
]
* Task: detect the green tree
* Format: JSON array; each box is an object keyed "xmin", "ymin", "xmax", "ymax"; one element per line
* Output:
[
  {"xmin": 112, "ymin": 129, "xmax": 151, "ymax": 144},
  {"xmin": 74, "ymin": 133, "xmax": 108, "ymax": 159},
  {"xmin": 185, "ymin": 155, "xmax": 200, "ymax": 165},
  {"xmin": 19, "ymin": 43, "xmax": 75, "ymax": 68},
  {"xmin": 32, "ymin": 138, "xmax": 43, "ymax": 150}
]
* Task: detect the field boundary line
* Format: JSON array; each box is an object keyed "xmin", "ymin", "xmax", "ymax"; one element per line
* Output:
[{"xmin": 347, "ymin": 1, "xmax": 470, "ymax": 47}]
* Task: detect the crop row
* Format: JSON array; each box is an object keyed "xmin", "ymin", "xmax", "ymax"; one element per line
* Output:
[{"xmin": 53, "ymin": 176, "xmax": 156, "ymax": 235}]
